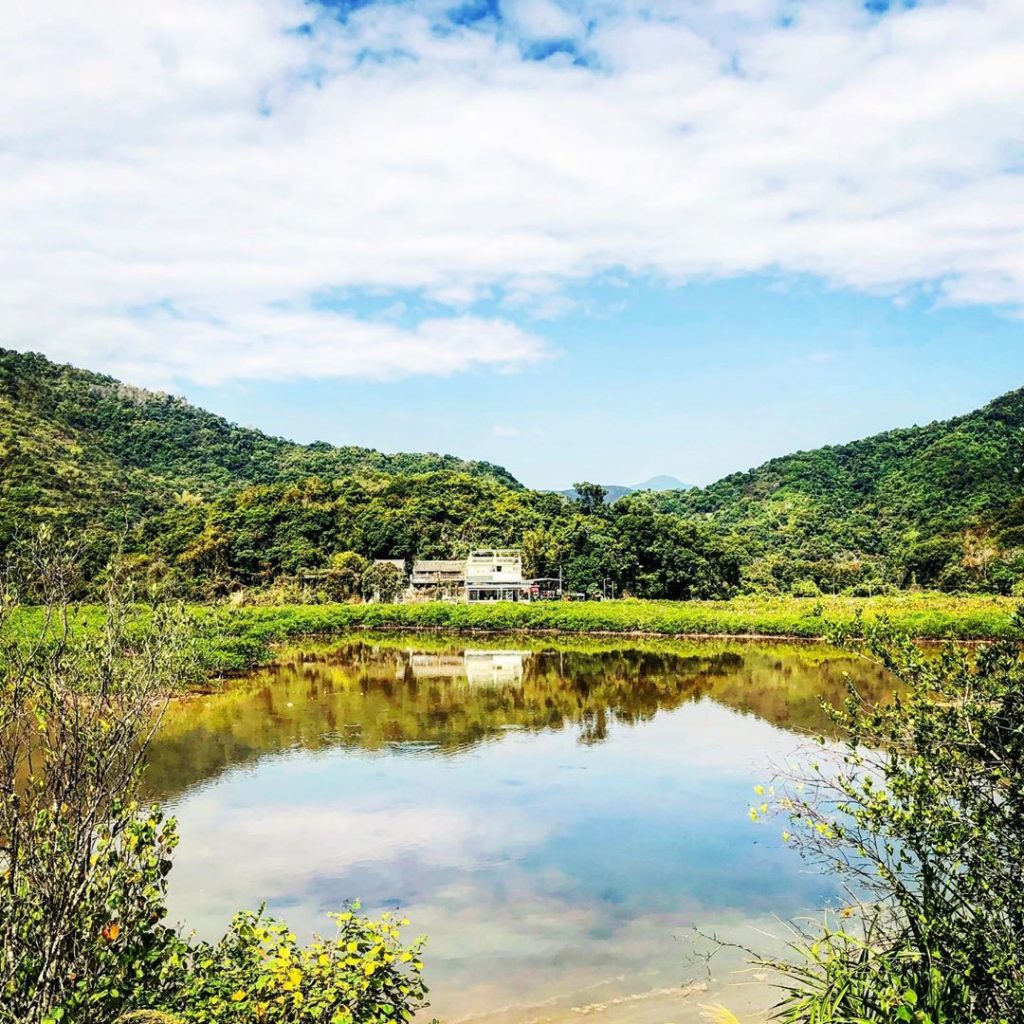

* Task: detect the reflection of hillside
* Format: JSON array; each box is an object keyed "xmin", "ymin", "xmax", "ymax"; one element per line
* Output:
[{"xmin": 146, "ymin": 640, "xmax": 895, "ymax": 803}]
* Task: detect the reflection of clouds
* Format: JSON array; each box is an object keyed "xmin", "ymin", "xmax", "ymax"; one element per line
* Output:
[
  {"xmin": 590, "ymin": 698, "xmax": 833, "ymax": 774},
  {"xmin": 167, "ymin": 791, "xmax": 549, "ymax": 937},
  {"xmin": 166, "ymin": 702, "xmax": 832, "ymax": 944}
]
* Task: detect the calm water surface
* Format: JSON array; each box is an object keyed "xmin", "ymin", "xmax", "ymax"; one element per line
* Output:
[{"xmin": 147, "ymin": 636, "xmax": 895, "ymax": 1024}]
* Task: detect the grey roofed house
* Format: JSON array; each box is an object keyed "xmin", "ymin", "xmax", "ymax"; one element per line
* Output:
[
  {"xmin": 410, "ymin": 559, "xmax": 466, "ymax": 583},
  {"xmin": 409, "ymin": 558, "xmax": 466, "ymax": 602},
  {"xmin": 372, "ymin": 558, "xmax": 406, "ymax": 572}
]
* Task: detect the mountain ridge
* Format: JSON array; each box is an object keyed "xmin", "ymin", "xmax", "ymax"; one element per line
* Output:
[
  {"xmin": 2, "ymin": 346, "xmax": 1023, "ymax": 597},
  {"xmin": 653, "ymin": 385, "xmax": 1024, "ymax": 589}
]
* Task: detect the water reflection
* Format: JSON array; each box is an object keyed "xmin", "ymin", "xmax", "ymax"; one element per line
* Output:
[
  {"xmin": 147, "ymin": 636, "xmax": 896, "ymax": 1024},
  {"xmin": 149, "ymin": 638, "xmax": 892, "ymax": 801}
]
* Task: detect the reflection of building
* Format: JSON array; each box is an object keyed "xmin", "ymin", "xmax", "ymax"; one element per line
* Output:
[
  {"xmin": 408, "ymin": 654, "xmax": 467, "ymax": 680},
  {"xmin": 405, "ymin": 650, "xmax": 528, "ymax": 686},
  {"xmin": 463, "ymin": 650, "xmax": 526, "ymax": 686}
]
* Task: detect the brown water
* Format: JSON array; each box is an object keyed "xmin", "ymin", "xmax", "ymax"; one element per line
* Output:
[{"xmin": 147, "ymin": 635, "xmax": 895, "ymax": 1024}]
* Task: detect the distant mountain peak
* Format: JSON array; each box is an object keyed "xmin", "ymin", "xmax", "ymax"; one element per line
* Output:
[
  {"xmin": 556, "ymin": 475, "xmax": 691, "ymax": 504},
  {"xmin": 632, "ymin": 475, "xmax": 691, "ymax": 492}
]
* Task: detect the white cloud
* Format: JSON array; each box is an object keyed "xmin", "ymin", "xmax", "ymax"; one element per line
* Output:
[
  {"xmin": 2, "ymin": 0, "xmax": 1023, "ymax": 386},
  {"xmin": 492, "ymin": 423, "xmax": 524, "ymax": 437},
  {"xmin": 502, "ymin": 0, "xmax": 583, "ymax": 43}
]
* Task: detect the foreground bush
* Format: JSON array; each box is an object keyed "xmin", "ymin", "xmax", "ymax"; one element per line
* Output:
[
  {"xmin": 168, "ymin": 906, "xmax": 425, "ymax": 1024},
  {"xmin": 0, "ymin": 550, "xmax": 428, "ymax": 1024},
  {"xmin": 758, "ymin": 614, "xmax": 1024, "ymax": 1022}
]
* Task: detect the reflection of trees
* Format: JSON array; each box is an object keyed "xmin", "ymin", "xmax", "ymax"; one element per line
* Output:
[{"xmin": 146, "ymin": 641, "xmax": 896, "ymax": 803}]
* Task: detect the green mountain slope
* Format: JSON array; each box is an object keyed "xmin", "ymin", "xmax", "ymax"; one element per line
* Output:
[
  {"xmin": 0, "ymin": 348, "xmax": 519, "ymax": 574},
  {"xmin": 654, "ymin": 388, "xmax": 1024, "ymax": 591},
  {"xmin": 0, "ymin": 350, "xmax": 740, "ymax": 601},
  {"xmin": 2, "ymin": 346, "xmax": 1022, "ymax": 599},
  {"xmin": 0, "ymin": 349, "xmax": 518, "ymax": 492},
  {"xmin": 556, "ymin": 477, "xmax": 691, "ymax": 504}
]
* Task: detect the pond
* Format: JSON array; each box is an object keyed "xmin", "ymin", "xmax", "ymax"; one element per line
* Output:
[{"xmin": 146, "ymin": 635, "xmax": 896, "ymax": 1024}]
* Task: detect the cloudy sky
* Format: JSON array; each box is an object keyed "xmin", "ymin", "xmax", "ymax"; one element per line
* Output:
[{"xmin": 4, "ymin": 0, "xmax": 1023, "ymax": 487}]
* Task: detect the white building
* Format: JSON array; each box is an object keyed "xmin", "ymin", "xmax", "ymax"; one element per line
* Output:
[{"xmin": 465, "ymin": 549, "xmax": 527, "ymax": 602}]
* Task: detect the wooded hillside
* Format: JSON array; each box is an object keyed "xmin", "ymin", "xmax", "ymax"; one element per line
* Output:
[{"xmin": 2, "ymin": 347, "xmax": 1022, "ymax": 599}]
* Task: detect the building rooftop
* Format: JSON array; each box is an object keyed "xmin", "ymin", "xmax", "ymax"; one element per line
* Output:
[{"xmin": 412, "ymin": 559, "xmax": 466, "ymax": 573}]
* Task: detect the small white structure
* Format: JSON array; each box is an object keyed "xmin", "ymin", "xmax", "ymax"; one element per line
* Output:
[{"xmin": 379, "ymin": 547, "xmax": 550, "ymax": 602}]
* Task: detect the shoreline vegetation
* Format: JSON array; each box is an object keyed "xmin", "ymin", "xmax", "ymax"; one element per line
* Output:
[
  {"xmin": 11, "ymin": 594, "xmax": 1018, "ymax": 678},
  {"xmin": 200, "ymin": 594, "xmax": 1019, "ymax": 674}
]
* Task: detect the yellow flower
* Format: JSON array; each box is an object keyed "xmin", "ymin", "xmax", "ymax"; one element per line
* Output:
[{"xmin": 231, "ymin": 990, "xmax": 246, "ymax": 1002}]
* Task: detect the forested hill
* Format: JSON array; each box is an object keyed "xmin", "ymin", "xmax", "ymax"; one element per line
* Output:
[
  {"xmin": 0, "ymin": 350, "xmax": 743, "ymax": 601},
  {"xmin": 0, "ymin": 348, "xmax": 522, "ymax": 580},
  {"xmin": 654, "ymin": 387, "xmax": 1024, "ymax": 591},
  {"xmin": 3, "ymin": 346, "xmax": 1024, "ymax": 599},
  {"xmin": 0, "ymin": 349, "xmax": 519, "ymax": 493}
]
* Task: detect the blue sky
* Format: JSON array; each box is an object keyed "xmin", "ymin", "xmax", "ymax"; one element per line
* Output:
[
  {"xmin": 4, "ymin": 0, "xmax": 1023, "ymax": 488},
  {"xmin": 189, "ymin": 274, "xmax": 1024, "ymax": 488}
]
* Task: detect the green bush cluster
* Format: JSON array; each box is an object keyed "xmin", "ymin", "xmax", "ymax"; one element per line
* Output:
[
  {"xmin": 20, "ymin": 807, "xmax": 428, "ymax": 1024},
  {"xmin": 0, "ymin": 563, "xmax": 429, "ymax": 1024}
]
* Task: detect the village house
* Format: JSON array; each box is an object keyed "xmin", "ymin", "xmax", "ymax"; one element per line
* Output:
[
  {"xmin": 397, "ymin": 549, "xmax": 560, "ymax": 603},
  {"xmin": 465, "ymin": 549, "xmax": 528, "ymax": 602},
  {"xmin": 409, "ymin": 558, "xmax": 466, "ymax": 602}
]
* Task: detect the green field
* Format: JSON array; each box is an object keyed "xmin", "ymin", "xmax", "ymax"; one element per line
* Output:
[
  {"xmin": 200, "ymin": 593, "xmax": 1021, "ymax": 673},
  {"xmin": 9, "ymin": 594, "xmax": 1018, "ymax": 677}
]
